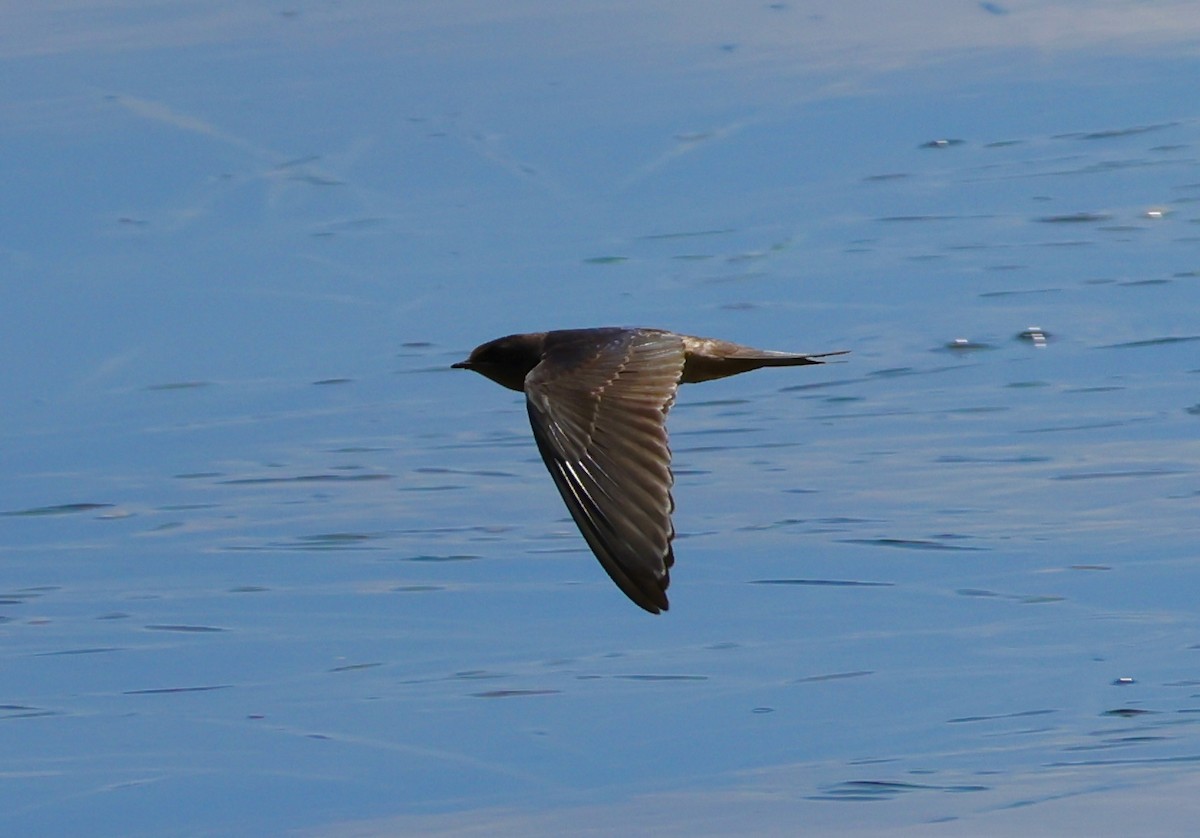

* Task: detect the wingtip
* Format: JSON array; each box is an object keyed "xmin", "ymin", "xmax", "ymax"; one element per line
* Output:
[
  {"xmin": 624, "ymin": 577, "xmax": 670, "ymax": 614},
  {"xmin": 636, "ymin": 595, "xmax": 669, "ymax": 615}
]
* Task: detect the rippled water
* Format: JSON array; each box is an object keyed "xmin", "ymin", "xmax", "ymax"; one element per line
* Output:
[{"xmin": 4, "ymin": 3, "xmax": 1200, "ymax": 836}]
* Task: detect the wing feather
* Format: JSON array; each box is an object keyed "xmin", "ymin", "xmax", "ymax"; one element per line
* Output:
[{"xmin": 525, "ymin": 330, "xmax": 684, "ymax": 613}]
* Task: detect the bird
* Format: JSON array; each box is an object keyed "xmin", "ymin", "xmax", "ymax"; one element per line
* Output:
[{"xmin": 452, "ymin": 327, "xmax": 846, "ymax": 614}]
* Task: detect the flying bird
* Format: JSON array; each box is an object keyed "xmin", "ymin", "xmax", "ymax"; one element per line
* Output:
[{"xmin": 452, "ymin": 327, "xmax": 845, "ymax": 614}]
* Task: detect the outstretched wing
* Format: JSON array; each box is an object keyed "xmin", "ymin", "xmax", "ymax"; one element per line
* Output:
[{"xmin": 524, "ymin": 329, "xmax": 686, "ymax": 613}]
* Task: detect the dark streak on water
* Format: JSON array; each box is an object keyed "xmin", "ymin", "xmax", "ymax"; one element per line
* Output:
[
  {"xmin": 471, "ymin": 689, "xmax": 561, "ymax": 699},
  {"xmin": 219, "ymin": 473, "xmax": 392, "ymax": 485},
  {"xmin": 750, "ymin": 579, "xmax": 894, "ymax": 587},
  {"xmin": 812, "ymin": 779, "xmax": 990, "ymax": 802},
  {"xmin": 124, "ymin": 685, "xmax": 233, "ymax": 695},
  {"xmin": 840, "ymin": 538, "xmax": 989, "ymax": 551},
  {"xmin": 1100, "ymin": 335, "xmax": 1200, "ymax": 350},
  {"xmin": 794, "ymin": 671, "xmax": 875, "ymax": 684},
  {"xmin": 2, "ymin": 503, "xmax": 115, "ymax": 517}
]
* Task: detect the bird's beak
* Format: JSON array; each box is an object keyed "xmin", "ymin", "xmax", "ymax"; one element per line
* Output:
[{"xmin": 451, "ymin": 360, "xmax": 471, "ymax": 370}]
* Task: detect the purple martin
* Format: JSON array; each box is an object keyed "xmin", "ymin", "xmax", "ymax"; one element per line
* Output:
[{"xmin": 452, "ymin": 327, "xmax": 845, "ymax": 614}]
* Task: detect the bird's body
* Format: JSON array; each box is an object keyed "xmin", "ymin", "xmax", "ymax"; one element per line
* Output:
[{"xmin": 452, "ymin": 327, "xmax": 844, "ymax": 614}]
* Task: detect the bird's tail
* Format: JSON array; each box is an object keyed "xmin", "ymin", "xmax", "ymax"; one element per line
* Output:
[
  {"xmin": 754, "ymin": 349, "xmax": 850, "ymax": 367},
  {"xmin": 681, "ymin": 347, "xmax": 849, "ymax": 383}
]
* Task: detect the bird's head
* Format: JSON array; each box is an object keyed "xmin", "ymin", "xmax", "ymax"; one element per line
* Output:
[{"xmin": 451, "ymin": 332, "xmax": 546, "ymax": 392}]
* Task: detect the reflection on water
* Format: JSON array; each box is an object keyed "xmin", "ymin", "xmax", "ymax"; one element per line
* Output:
[{"xmin": 4, "ymin": 1, "xmax": 1200, "ymax": 836}]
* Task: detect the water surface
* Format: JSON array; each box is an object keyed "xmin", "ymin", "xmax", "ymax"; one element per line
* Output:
[{"xmin": 3, "ymin": 2, "xmax": 1200, "ymax": 836}]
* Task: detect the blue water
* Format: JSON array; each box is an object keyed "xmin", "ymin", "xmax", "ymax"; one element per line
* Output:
[{"xmin": 3, "ymin": 3, "xmax": 1199, "ymax": 836}]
